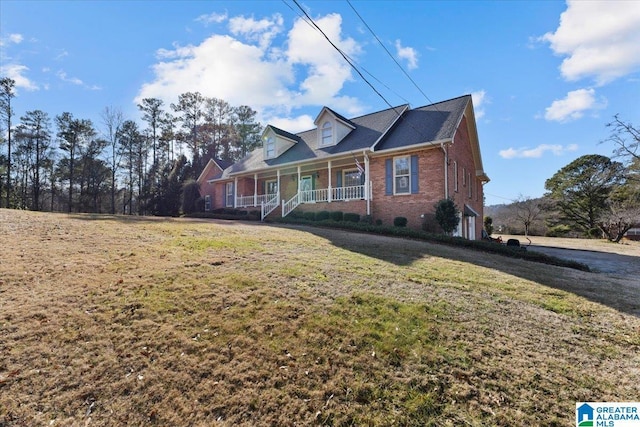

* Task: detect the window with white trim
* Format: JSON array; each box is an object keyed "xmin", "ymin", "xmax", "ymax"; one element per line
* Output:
[
  {"xmin": 321, "ymin": 121, "xmax": 332, "ymax": 146},
  {"xmin": 394, "ymin": 156, "xmax": 410, "ymax": 194},
  {"xmin": 453, "ymin": 161, "xmax": 458, "ymax": 192},
  {"xmin": 468, "ymin": 172, "xmax": 472, "ymax": 198},
  {"xmin": 266, "ymin": 179, "xmax": 278, "ymax": 196},
  {"xmin": 226, "ymin": 182, "xmax": 234, "ymax": 207},
  {"xmin": 204, "ymin": 195, "xmax": 211, "ymax": 211},
  {"xmin": 343, "ymin": 169, "xmax": 361, "ymax": 187},
  {"xmin": 265, "ymin": 136, "xmax": 275, "ymax": 158},
  {"xmin": 343, "ymin": 169, "xmax": 364, "ymax": 199}
]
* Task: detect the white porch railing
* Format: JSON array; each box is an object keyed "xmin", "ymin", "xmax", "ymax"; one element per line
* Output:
[
  {"xmin": 282, "ymin": 193, "xmax": 301, "ymax": 217},
  {"xmin": 280, "ymin": 185, "xmax": 366, "ymax": 217},
  {"xmin": 300, "ymin": 188, "xmax": 329, "ymax": 203},
  {"xmin": 237, "ymin": 193, "xmax": 276, "ymax": 208},
  {"xmin": 332, "ymin": 185, "xmax": 365, "ymax": 201},
  {"xmin": 261, "ymin": 194, "xmax": 280, "ymax": 220}
]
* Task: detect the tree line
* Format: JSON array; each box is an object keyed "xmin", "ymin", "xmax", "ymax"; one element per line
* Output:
[
  {"xmin": 0, "ymin": 77, "xmax": 263, "ymax": 215},
  {"xmin": 485, "ymin": 117, "xmax": 640, "ymax": 242}
]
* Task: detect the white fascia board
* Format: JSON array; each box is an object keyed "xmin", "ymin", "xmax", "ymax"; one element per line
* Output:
[{"xmin": 371, "ymin": 138, "xmax": 451, "ymax": 156}]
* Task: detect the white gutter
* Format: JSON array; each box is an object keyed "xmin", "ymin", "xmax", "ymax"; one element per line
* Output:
[
  {"xmin": 370, "ymin": 138, "xmax": 450, "ymax": 156},
  {"xmin": 210, "ymin": 151, "xmax": 372, "ymax": 182},
  {"xmin": 363, "ymin": 150, "xmax": 370, "ymax": 216}
]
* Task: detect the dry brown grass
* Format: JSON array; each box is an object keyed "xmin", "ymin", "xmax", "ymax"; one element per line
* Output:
[{"xmin": 1, "ymin": 210, "xmax": 639, "ymax": 426}]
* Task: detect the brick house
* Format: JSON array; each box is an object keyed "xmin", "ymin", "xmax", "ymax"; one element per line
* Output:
[{"xmin": 198, "ymin": 94, "xmax": 490, "ymax": 239}]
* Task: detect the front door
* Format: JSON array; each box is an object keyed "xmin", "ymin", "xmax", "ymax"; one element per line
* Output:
[{"xmin": 300, "ymin": 176, "xmax": 313, "ymax": 202}]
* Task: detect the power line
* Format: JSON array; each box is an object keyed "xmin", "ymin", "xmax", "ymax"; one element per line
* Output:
[
  {"xmin": 283, "ymin": 0, "xmax": 438, "ymax": 143},
  {"xmin": 290, "ymin": 0, "xmax": 398, "ymax": 112},
  {"xmin": 346, "ymin": 0, "xmax": 436, "ymax": 107},
  {"xmin": 484, "ymin": 192, "xmax": 518, "ymax": 203},
  {"xmin": 283, "ymin": 1, "xmax": 411, "ymax": 105}
]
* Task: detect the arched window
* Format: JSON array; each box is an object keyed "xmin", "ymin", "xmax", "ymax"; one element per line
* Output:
[{"xmin": 321, "ymin": 121, "xmax": 332, "ymax": 146}]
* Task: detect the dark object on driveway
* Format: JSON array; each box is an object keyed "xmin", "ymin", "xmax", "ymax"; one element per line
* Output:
[{"xmin": 506, "ymin": 238, "xmax": 528, "ymax": 251}]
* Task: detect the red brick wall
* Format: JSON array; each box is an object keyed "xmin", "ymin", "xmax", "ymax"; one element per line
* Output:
[
  {"xmin": 369, "ymin": 147, "xmax": 446, "ymax": 229},
  {"xmin": 197, "ymin": 164, "xmax": 222, "ymax": 206},
  {"xmin": 367, "ymin": 115, "xmax": 485, "ymax": 238},
  {"xmin": 296, "ymin": 200, "xmax": 367, "ymax": 216},
  {"xmin": 448, "ymin": 115, "xmax": 484, "ymax": 239}
]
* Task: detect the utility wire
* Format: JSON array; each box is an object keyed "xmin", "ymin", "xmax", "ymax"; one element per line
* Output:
[
  {"xmin": 284, "ymin": 0, "xmax": 436, "ymax": 142},
  {"xmin": 289, "ymin": 0, "xmax": 398, "ymax": 112},
  {"xmin": 284, "ymin": 1, "xmax": 411, "ymax": 105},
  {"xmin": 346, "ymin": 0, "xmax": 437, "ymax": 107}
]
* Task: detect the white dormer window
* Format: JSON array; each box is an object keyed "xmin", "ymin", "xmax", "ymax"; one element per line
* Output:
[
  {"xmin": 321, "ymin": 121, "xmax": 332, "ymax": 146},
  {"xmin": 265, "ymin": 136, "xmax": 275, "ymax": 158}
]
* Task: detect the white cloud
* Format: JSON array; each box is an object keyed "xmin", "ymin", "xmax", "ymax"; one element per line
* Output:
[
  {"xmin": 267, "ymin": 114, "xmax": 315, "ymax": 134},
  {"xmin": 286, "ymin": 13, "xmax": 363, "ymax": 113},
  {"xmin": 138, "ymin": 34, "xmax": 293, "ymax": 114},
  {"xmin": 541, "ymin": 0, "xmax": 640, "ymax": 85},
  {"xmin": 9, "ymin": 33, "xmax": 24, "ymax": 44},
  {"xmin": 57, "ymin": 70, "xmax": 101, "ymax": 90},
  {"xmin": 544, "ymin": 88, "xmax": 605, "ymax": 122},
  {"xmin": 137, "ymin": 12, "xmax": 366, "ymax": 125},
  {"xmin": 394, "ymin": 39, "xmax": 418, "ymax": 70},
  {"xmin": 0, "ymin": 64, "xmax": 38, "ymax": 91},
  {"xmin": 55, "ymin": 50, "xmax": 69, "ymax": 61},
  {"xmin": 471, "ymin": 90, "xmax": 488, "ymax": 119},
  {"xmin": 229, "ymin": 14, "xmax": 283, "ymax": 50},
  {"xmin": 499, "ymin": 143, "xmax": 578, "ymax": 159},
  {"xmin": 195, "ymin": 12, "xmax": 228, "ymax": 25},
  {"xmin": 0, "ymin": 33, "xmax": 23, "ymax": 47}
]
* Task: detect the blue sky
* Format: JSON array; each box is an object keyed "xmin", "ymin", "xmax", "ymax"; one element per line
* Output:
[{"xmin": 1, "ymin": 0, "xmax": 639, "ymax": 206}]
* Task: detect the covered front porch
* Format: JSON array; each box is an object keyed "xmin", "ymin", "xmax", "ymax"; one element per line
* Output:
[{"xmin": 224, "ymin": 156, "xmax": 371, "ymax": 220}]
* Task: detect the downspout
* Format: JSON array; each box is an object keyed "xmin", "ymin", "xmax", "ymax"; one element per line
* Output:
[
  {"xmin": 363, "ymin": 151, "xmax": 370, "ymax": 216},
  {"xmin": 253, "ymin": 173, "xmax": 258, "ymax": 207},
  {"xmin": 328, "ymin": 160, "xmax": 332, "ymax": 202},
  {"xmin": 234, "ymin": 177, "xmax": 238, "ymax": 208},
  {"xmin": 441, "ymin": 142, "xmax": 449, "ymax": 199}
]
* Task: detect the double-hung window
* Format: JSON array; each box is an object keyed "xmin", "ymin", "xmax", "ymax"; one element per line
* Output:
[
  {"xmin": 453, "ymin": 161, "xmax": 458, "ymax": 192},
  {"xmin": 226, "ymin": 182, "xmax": 234, "ymax": 207},
  {"xmin": 266, "ymin": 179, "xmax": 278, "ymax": 196},
  {"xmin": 343, "ymin": 169, "xmax": 364, "ymax": 199},
  {"xmin": 343, "ymin": 170, "xmax": 362, "ymax": 187},
  {"xmin": 321, "ymin": 121, "xmax": 332, "ymax": 146},
  {"xmin": 394, "ymin": 156, "xmax": 411, "ymax": 194},
  {"xmin": 265, "ymin": 136, "xmax": 275, "ymax": 158}
]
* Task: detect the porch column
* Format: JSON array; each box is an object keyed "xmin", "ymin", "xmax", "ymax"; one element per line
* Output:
[
  {"xmin": 234, "ymin": 177, "xmax": 238, "ymax": 208},
  {"xmin": 328, "ymin": 160, "xmax": 332, "ymax": 202},
  {"xmin": 253, "ymin": 173, "xmax": 258, "ymax": 207},
  {"xmin": 277, "ymin": 169, "xmax": 281, "ymax": 204}
]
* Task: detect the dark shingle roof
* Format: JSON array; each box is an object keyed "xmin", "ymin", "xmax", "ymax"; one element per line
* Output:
[
  {"xmin": 319, "ymin": 107, "xmax": 356, "ymax": 128},
  {"xmin": 220, "ymin": 95, "xmax": 471, "ymax": 178},
  {"xmin": 268, "ymin": 125, "xmax": 302, "ymax": 142},
  {"xmin": 374, "ymin": 95, "xmax": 470, "ymax": 151}
]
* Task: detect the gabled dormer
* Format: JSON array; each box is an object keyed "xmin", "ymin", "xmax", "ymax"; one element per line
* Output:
[
  {"xmin": 261, "ymin": 125, "xmax": 299, "ymax": 160},
  {"xmin": 313, "ymin": 107, "xmax": 356, "ymax": 148}
]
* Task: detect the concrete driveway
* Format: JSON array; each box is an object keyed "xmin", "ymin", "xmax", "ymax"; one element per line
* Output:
[{"xmin": 530, "ymin": 244, "xmax": 640, "ymax": 276}]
